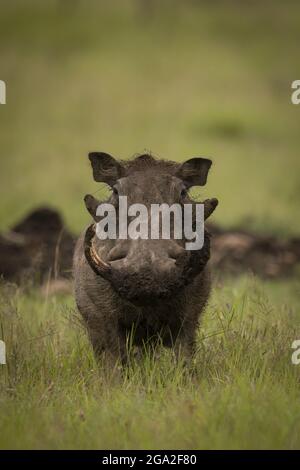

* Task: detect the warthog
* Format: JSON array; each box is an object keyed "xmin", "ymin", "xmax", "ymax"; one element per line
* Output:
[{"xmin": 73, "ymin": 152, "xmax": 218, "ymax": 369}]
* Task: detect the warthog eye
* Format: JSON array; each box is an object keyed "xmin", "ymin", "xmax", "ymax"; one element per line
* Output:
[
  {"xmin": 180, "ymin": 188, "xmax": 188, "ymax": 198},
  {"xmin": 112, "ymin": 186, "xmax": 119, "ymax": 196}
]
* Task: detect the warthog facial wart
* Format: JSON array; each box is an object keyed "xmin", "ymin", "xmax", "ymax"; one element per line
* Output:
[
  {"xmin": 95, "ymin": 196, "xmax": 205, "ymax": 251},
  {"xmin": 0, "ymin": 80, "xmax": 6, "ymax": 104}
]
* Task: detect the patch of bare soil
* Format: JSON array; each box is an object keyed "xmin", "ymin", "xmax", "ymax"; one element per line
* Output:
[{"xmin": 208, "ymin": 223, "xmax": 300, "ymax": 278}]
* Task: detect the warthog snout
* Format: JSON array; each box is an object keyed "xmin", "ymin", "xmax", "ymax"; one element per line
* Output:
[{"xmin": 106, "ymin": 239, "xmax": 187, "ymax": 302}]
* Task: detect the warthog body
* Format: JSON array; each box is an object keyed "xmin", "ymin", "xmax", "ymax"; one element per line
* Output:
[{"xmin": 73, "ymin": 152, "xmax": 217, "ymax": 368}]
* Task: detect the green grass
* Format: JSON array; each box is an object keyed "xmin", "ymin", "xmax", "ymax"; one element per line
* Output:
[
  {"xmin": 1, "ymin": 275, "xmax": 300, "ymax": 449},
  {"xmin": 1, "ymin": 0, "xmax": 300, "ymax": 450}
]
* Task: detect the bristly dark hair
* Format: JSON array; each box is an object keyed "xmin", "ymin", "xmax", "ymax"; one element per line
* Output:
[{"xmin": 123, "ymin": 153, "xmax": 178, "ymax": 175}]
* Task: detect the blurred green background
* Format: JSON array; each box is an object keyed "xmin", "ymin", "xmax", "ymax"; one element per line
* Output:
[{"xmin": 1, "ymin": 0, "xmax": 300, "ymax": 235}]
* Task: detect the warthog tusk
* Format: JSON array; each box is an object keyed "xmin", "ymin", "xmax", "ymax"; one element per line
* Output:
[
  {"xmin": 90, "ymin": 243, "xmax": 110, "ymax": 270},
  {"xmin": 84, "ymin": 224, "xmax": 111, "ymax": 274}
]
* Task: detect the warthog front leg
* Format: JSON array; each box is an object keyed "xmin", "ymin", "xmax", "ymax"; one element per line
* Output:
[{"xmin": 86, "ymin": 322, "xmax": 128, "ymax": 381}]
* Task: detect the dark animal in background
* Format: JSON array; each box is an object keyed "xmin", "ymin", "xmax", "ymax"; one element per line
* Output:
[{"xmin": 73, "ymin": 152, "xmax": 218, "ymax": 370}]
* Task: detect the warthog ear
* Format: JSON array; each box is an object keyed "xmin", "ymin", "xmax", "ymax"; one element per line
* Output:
[
  {"xmin": 84, "ymin": 194, "xmax": 101, "ymax": 221},
  {"xmin": 176, "ymin": 157, "xmax": 212, "ymax": 188},
  {"xmin": 88, "ymin": 152, "xmax": 124, "ymax": 186}
]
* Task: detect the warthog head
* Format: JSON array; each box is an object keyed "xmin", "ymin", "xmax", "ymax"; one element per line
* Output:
[{"xmin": 84, "ymin": 152, "xmax": 218, "ymax": 304}]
